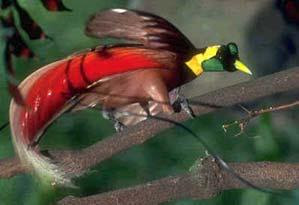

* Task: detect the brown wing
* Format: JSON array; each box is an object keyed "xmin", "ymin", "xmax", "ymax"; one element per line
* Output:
[
  {"xmin": 66, "ymin": 67, "xmax": 177, "ymax": 127},
  {"xmin": 85, "ymin": 8, "xmax": 195, "ymax": 56},
  {"xmin": 70, "ymin": 94, "xmax": 162, "ymax": 127},
  {"xmin": 69, "ymin": 95, "xmax": 163, "ymax": 127}
]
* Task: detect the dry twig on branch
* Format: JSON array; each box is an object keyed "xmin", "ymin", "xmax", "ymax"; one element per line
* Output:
[{"xmin": 222, "ymin": 100, "xmax": 299, "ymax": 136}]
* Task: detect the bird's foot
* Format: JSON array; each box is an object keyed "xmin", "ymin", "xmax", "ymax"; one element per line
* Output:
[
  {"xmin": 172, "ymin": 94, "xmax": 195, "ymax": 118},
  {"xmin": 180, "ymin": 96, "xmax": 195, "ymax": 118},
  {"xmin": 114, "ymin": 121, "xmax": 125, "ymax": 132},
  {"xmin": 102, "ymin": 110, "xmax": 112, "ymax": 120},
  {"xmin": 102, "ymin": 110, "xmax": 126, "ymax": 132}
]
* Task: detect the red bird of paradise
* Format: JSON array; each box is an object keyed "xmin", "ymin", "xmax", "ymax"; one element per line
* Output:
[{"xmin": 9, "ymin": 8, "xmax": 252, "ymax": 186}]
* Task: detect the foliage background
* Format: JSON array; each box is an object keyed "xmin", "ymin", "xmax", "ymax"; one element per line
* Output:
[{"xmin": 0, "ymin": 0, "xmax": 299, "ymax": 204}]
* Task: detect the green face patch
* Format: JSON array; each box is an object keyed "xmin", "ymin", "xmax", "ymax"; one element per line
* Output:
[{"xmin": 202, "ymin": 58, "xmax": 224, "ymax": 72}]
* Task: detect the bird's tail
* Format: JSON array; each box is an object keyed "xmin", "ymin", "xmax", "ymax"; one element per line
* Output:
[
  {"xmin": 8, "ymin": 59, "xmax": 75, "ymax": 187},
  {"xmin": 10, "ymin": 101, "xmax": 73, "ymax": 187},
  {"xmin": 9, "ymin": 100, "xmax": 73, "ymax": 187}
]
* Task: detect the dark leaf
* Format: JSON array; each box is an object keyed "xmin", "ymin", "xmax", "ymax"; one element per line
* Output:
[
  {"xmin": 0, "ymin": 0, "xmax": 13, "ymax": 9},
  {"xmin": 41, "ymin": 0, "xmax": 71, "ymax": 11},
  {"xmin": 1, "ymin": 13, "xmax": 30, "ymax": 105},
  {"xmin": 277, "ymin": 0, "xmax": 299, "ymax": 24},
  {"xmin": 4, "ymin": 42, "xmax": 26, "ymax": 105},
  {"xmin": 285, "ymin": 0, "xmax": 299, "ymax": 23},
  {"xmin": 4, "ymin": 42, "xmax": 14, "ymax": 76},
  {"xmin": 1, "ymin": 13, "xmax": 35, "ymax": 58},
  {"xmin": 9, "ymin": 33, "xmax": 35, "ymax": 58},
  {"xmin": 0, "ymin": 12, "xmax": 14, "ymax": 28},
  {"xmin": 14, "ymin": 0, "xmax": 49, "ymax": 40}
]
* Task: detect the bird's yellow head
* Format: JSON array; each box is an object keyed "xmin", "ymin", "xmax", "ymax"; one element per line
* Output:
[{"xmin": 185, "ymin": 42, "xmax": 252, "ymax": 76}]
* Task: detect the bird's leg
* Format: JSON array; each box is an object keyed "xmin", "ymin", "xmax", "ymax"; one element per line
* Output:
[
  {"xmin": 145, "ymin": 79, "xmax": 173, "ymax": 114},
  {"xmin": 114, "ymin": 120, "xmax": 125, "ymax": 133},
  {"xmin": 178, "ymin": 95, "xmax": 195, "ymax": 118},
  {"xmin": 170, "ymin": 87, "xmax": 195, "ymax": 118},
  {"xmin": 102, "ymin": 109, "xmax": 125, "ymax": 132},
  {"xmin": 169, "ymin": 88, "xmax": 180, "ymax": 112},
  {"xmin": 139, "ymin": 101, "xmax": 150, "ymax": 116}
]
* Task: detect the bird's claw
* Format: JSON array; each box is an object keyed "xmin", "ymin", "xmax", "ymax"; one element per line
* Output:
[
  {"xmin": 172, "ymin": 95, "xmax": 195, "ymax": 118},
  {"xmin": 102, "ymin": 110, "xmax": 126, "ymax": 132},
  {"xmin": 180, "ymin": 97, "xmax": 195, "ymax": 118},
  {"xmin": 114, "ymin": 121, "xmax": 125, "ymax": 132},
  {"xmin": 169, "ymin": 88, "xmax": 195, "ymax": 118}
]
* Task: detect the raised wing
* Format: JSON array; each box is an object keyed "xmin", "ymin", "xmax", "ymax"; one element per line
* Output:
[{"xmin": 85, "ymin": 8, "xmax": 195, "ymax": 55}]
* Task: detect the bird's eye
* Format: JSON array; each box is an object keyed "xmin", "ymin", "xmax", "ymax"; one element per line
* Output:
[{"xmin": 227, "ymin": 42, "xmax": 238, "ymax": 57}]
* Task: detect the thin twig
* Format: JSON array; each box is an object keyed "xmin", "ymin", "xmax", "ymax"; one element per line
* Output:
[
  {"xmin": 251, "ymin": 100, "xmax": 299, "ymax": 116},
  {"xmin": 222, "ymin": 100, "xmax": 299, "ymax": 136}
]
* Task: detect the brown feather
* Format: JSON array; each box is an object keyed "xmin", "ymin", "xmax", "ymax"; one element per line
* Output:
[
  {"xmin": 72, "ymin": 68, "xmax": 179, "ymax": 108},
  {"xmin": 69, "ymin": 68, "xmax": 180, "ymax": 126},
  {"xmin": 85, "ymin": 9, "xmax": 195, "ymax": 57}
]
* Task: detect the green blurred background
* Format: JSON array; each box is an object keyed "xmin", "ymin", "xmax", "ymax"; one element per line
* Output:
[{"xmin": 1, "ymin": 0, "xmax": 299, "ymax": 204}]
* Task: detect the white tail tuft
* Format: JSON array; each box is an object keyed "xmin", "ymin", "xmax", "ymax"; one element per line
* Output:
[
  {"xmin": 14, "ymin": 140, "xmax": 73, "ymax": 187},
  {"xmin": 10, "ymin": 101, "xmax": 74, "ymax": 187}
]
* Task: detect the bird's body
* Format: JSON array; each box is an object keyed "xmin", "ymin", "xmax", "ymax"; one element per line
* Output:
[
  {"xmin": 13, "ymin": 46, "xmax": 181, "ymax": 145},
  {"xmin": 9, "ymin": 8, "xmax": 252, "ymax": 186}
]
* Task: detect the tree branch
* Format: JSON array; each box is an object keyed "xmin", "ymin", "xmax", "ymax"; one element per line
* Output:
[
  {"xmin": 0, "ymin": 67, "xmax": 299, "ymax": 178},
  {"xmin": 58, "ymin": 157, "xmax": 299, "ymax": 205}
]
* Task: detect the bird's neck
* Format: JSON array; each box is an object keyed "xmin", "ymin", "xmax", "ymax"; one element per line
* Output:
[{"xmin": 183, "ymin": 45, "xmax": 221, "ymax": 83}]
